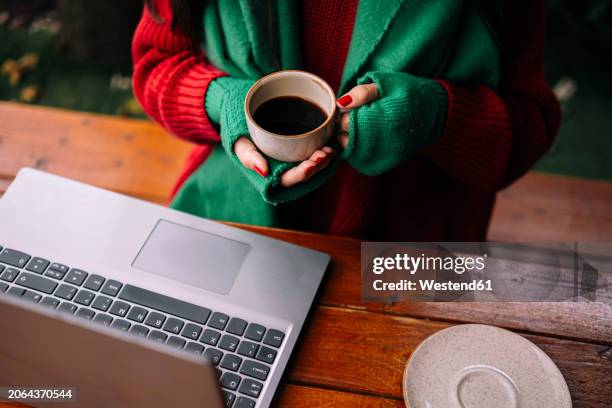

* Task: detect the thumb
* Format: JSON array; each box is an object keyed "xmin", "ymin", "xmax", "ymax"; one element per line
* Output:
[{"xmin": 336, "ymin": 83, "xmax": 379, "ymax": 110}]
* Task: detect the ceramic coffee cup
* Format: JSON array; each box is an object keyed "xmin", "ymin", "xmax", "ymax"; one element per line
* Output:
[{"xmin": 244, "ymin": 70, "xmax": 337, "ymax": 162}]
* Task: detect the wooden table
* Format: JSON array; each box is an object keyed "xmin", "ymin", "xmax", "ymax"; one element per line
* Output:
[{"xmin": 0, "ymin": 102, "xmax": 611, "ymax": 407}]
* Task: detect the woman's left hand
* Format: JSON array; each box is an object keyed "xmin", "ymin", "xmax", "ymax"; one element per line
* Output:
[{"xmin": 335, "ymin": 83, "xmax": 380, "ymax": 148}]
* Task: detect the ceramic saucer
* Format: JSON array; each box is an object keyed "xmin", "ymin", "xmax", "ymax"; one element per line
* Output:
[{"xmin": 403, "ymin": 324, "xmax": 571, "ymax": 408}]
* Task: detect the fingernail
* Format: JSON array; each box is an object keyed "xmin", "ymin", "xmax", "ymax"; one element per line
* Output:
[
  {"xmin": 305, "ymin": 164, "xmax": 317, "ymax": 176},
  {"xmin": 337, "ymin": 94, "xmax": 352, "ymax": 107},
  {"xmin": 254, "ymin": 166, "xmax": 267, "ymax": 177}
]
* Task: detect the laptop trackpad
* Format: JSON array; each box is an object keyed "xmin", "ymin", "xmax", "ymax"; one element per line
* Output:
[{"xmin": 132, "ymin": 220, "xmax": 250, "ymax": 295}]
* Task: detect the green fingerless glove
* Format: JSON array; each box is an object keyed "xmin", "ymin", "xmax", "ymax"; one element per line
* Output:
[
  {"xmin": 206, "ymin": 76, "xmax": 339, "ymax": 205},
  {"xmin": 342, "ymin": 71, "xmax": 449, "ymax": 176}
]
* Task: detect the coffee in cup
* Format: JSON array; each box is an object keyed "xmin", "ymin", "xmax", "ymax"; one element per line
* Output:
[{"xmin": 244, "ymin": 71, "xmax": 337, "ymax": 162}]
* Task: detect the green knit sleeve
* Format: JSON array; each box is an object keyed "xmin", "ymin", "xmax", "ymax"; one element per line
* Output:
[
  {"xmin": 342, "ymin": 71, "xmax": 449, "ymax": 176},
  {"xmin": 204, "ymin": 76, "xmax": 234, "ymax": 125},
  {"xmin": 207, "ymin": 76, "xmax": 338, "ymax": 205}
]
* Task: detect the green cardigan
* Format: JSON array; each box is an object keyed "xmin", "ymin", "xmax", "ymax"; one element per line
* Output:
[{"xmin": 171, "ymin": 0, "xmax": 500, "ymax": 227}]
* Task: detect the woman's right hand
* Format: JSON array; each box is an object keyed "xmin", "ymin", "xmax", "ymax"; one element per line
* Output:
[{"xmin": 233, "ymin": 138, "xmax": 334, "ymax": 187}]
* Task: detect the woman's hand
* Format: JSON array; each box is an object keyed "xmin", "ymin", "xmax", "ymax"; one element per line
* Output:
[
  {"xmin": 335, "ymin": 83, "xmax": 380, "ymax": 148},
  {"xmin": 234, "ymin": 138, "xmax": 335, "ymax": 187}
]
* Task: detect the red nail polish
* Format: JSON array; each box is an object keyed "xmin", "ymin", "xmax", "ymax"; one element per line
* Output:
[
  {"xmin": 305, "ymin": 164, "xmax": 316, "ymax": 176},
  {"xmin": 254, "ymin": 166, "xmax": 267, "ymax": 177},
  {"xmin": 337, "ymin": 94, "xmax": 353, "ymax": 107}
]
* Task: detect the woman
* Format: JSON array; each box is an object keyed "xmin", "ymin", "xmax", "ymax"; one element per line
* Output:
[{"xmin": 133, "ymin": 0, "xmax": 560, "ymax": 240}]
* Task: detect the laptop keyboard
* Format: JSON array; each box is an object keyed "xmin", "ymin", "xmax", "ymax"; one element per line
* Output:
[{"xmin": 0, "ymin": 246, "xmax": 285, "ymax": 408}]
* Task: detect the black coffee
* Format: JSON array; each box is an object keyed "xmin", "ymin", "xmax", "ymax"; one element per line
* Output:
[{"xmin": 253, "ymin": 96, "xmax": 327, "ymax": 135}]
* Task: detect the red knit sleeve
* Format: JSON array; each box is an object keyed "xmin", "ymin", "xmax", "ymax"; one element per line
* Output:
[
  {"xmin": 131, "ymin": 0, "xmax": 226, "ymax": 143},
  {"xmin": 425, "ymin": 0, "xmax": 561, "ymax": 191}
]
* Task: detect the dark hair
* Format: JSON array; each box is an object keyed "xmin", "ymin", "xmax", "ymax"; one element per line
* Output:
[{"xmin": 145, "ymin": 0, "xmax": 204, "ymax": 46}]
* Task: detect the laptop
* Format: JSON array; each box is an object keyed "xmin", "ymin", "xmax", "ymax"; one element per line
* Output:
[{"xmin": 0, "ymin": 168, "xmax": 330, "ymax": 408}]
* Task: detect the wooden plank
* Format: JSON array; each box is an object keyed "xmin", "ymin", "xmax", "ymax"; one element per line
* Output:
[
  {"xmin": 490, "ymin": 172, "xmax": 612, "ymax": 241},
  {"xmin": 274, "ymin": 384, "xmax": 402, "ymax": 407},
  {"xmin": 234, "ymin": 224, "xmax": 612, "ymax": 345},
  {"xmin": 286, "ymin": 306, "xmax": 612, "ymax": 408},
  {"xmin": 0, "ymin": 102, "xmax": 192, "ymax": 202}
]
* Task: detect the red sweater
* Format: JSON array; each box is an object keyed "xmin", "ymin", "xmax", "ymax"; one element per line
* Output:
[{"xmin": 132, "ymin": 0, "xmax": 560, "ymax": 240}]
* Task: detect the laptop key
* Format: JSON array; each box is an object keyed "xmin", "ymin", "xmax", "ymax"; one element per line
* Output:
[
  {"xmin": 240, "ymin": 360, "xmax": 269, "ymax": 381},
  {"xmin": 127, "ymin": 306, "xmax": 148, "ymax": 323},
  {"xmin": 220, "ymin": 354, "xmax": 242, "ymax": 372},
  {"xmin": 129, "ymin": 324, "xmax": 150, "ymax": 337},
  {"xmin": 45, "ymin": 269, "xmax": 66, "ymax": 280},
  {"xmin": 234, "ymin": 396, "xmax": 255, "ymax": 408},
  {"xmin": 15, "ymin": 272, "xmax": 57, "ymax": 294},
  {"xmin": 100, "ymin": 279, "xmax": 123, "ymax": 297},
  {"xmin": 200, "ymin": 329, "xmax": 221, "ymax": 346},
  {"xmin": 22, "ymin": 290, "xmax": 43, "ymax": 303},
  {"xmin": 238, "ymin": 378, "xmax": 263, "ymax": 398},
  {"xmin": 220, "ymin": 372, "xmax": 241, "ymax": 391},
  {"xmin": 25, "ymin": 257, "xmax": 49, "ymax": 274},
  {"xmin": 162, "ymin": 317, "xmax": 184, "ymax": 334},
  {"xmin": 244, "ymin": 323, "xmax": 266, "ymax": 342},
  {"xmin": 0, "ymin": 282, "xmax": 8, "ymax": 292},
  {"xmin": 58, "ymin": 302, "xmax": 77, "ymax": 314},
  {"xmin": 0, "ymin": 264, "xmax": 4, "ymax": 274},
  {"xmin": 237, "ymin": 341, "xmax": 259, "ymax": 359},
  {"xmin": 54, "ymin": 283, "xmax": 77, "ymax": 300},
  {"xmin": 184, "ymin": 342, "xmax": 204, "ymax": 355},
  {"xmin": 219, "ymin": 335, "xmax": 240, "ymax": 352},
  {"xmin": 204, "ymin": 348, "xmax": 223, "ymax": 365},
  {"xmin": 83, "ymin": 274, "xmax": 105, "ymax": 291},
  {"xmin": 181, "ymin": 322, "xmax": 203, "ymax": 340},
  {"xmin": 92, "ymin": 313, "xmax": 113, "ymax": 326},
  {"xmin": 226, "ymin": 318, "xmax": 247, "ymax": 336},
  {"xmin": 74, "ymin": 290, "xmax": 95, "ymax": 306},
  {"xmin": 144, "ymin": 311, "xmax": 166, "ymax": 329},
  {"xmin": 91, "ymin": 295, "xmax": 113, "ymax": 312},
  {"xmin": 0, "ymin": 248, "xmax": 31, "ymax": 268},
  {"xmin": 1, "ymin": 267, "xmax": 19, "ymax": 282},
  {"xmin": 49, "ymin": 263, "xmax": 69, "ymax": 274},
  {"xmin": 263, "ymin": 329, "xmax": 285, "ymax": 348},
  {"xmin": 110, "ymin": 319, "xmax": 131, "ymax": 331},
  {"xmin": 208, "ymin": 312, "xmax": 230, "ymax": 330},
  {"xmin": 40, "ymin": 296, "xmax": 60, "ymax": 309},
  {"xmin": 222, "ymin": 391, "xmax": 236, "ymax": 408},
  {"xmin": 166, "ymin": 336, "xmax": 186, "ymax": 349},
  {"xmin": 119, "ymin": 284, "xmax": 211, "ymax": 325},
  {"xmin": 75, "ymin": 308, "xmax": 95, "ymax": 320},
  {"xmin": 109, "ymin": 300, "xmax": 131, "ymax": 317},
  {"xmin": 64, "ymin": 269, "xmax": 88, "ymax": 286},
  {"xmin": 256, "ymin": 345, "xmax": 277, "ymax": 364},
  {"xmin": 7, "ymin": 287, "xmax": 25, "ymax": 297},
  {"xmin": 148, "ymin": 330, "xmax": 168, "ymax": 344}
]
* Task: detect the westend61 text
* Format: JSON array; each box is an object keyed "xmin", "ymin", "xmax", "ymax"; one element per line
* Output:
[{"xmin": 373, "ymin": 279, "xmax": 493, "ymax": 292}]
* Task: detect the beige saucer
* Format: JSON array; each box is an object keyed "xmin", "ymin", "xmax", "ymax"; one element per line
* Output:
[{"xmin": 403, "ymin": 324, "xmax": 572, "ymax": 408}]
